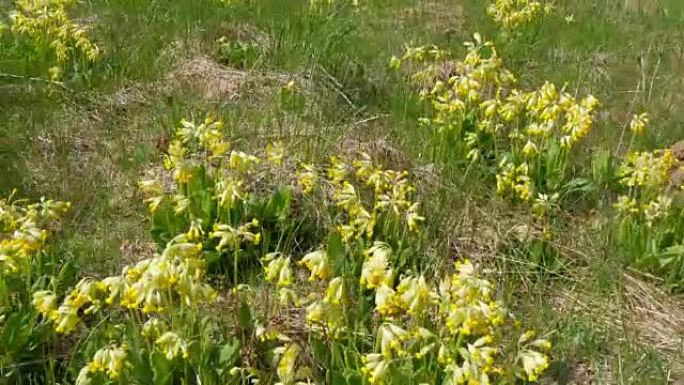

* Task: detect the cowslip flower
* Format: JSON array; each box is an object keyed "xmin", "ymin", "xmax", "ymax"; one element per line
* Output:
[
  {"xmin": 156, "ymin": 332, "xmax": 189, "ymax": 360},
  {"xmin": 360, "ymin": 242, "xmax": 393, "ymax": 289},
  {"xmin": 263, "ymin": 254, "xmax": 293, "ymax": 288},
  {"xmin": 629, "ymin": 113, "xmax": 649, "ymax": 135},
  {"xmin": 298, "ymin": 249, "xmax": 331, "ymax": 281},
  {"xmin": 275, "ymin": 343, "xmax": 299, "ymax": 384}
]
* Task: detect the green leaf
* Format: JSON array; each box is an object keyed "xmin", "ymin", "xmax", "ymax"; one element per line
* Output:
[
  {"xmin": 57, "ymin": 259, "xmax": 77, "ymax": 290},
  {"xmin": 345, "ymin": 370, "xmax": 363, "ymax": 385},
  {"xmin": 151, "ymin": 350, "xmax": 174, "ymax": 385},
  {"xmin": 219, "ymin": 339, "xmax": 241, "ymax": 366},
  {"xmin": 0, "ymin": 312, "xmax": 31, "ymax": 355},
  {"xmin": 238, "ymin": 301, "xmax": 252, "ymax": 330},
  {"xmin": 327, "ymin": 232, "xmax": 345, "ymax": 269},
  {"xmin": 659, "ymin": 245, "xmax": 684, "ymax": 257},
  {"xmin": 331, "ymin": 371, "xmax": 347, "ymax": 385},
  {"xmin": 266, "ymin": 187, "xmax": 292, "ymax": 222},
  {"xmin": 310, "ymin": 339, "xmax": 329, "ymax": 363},
  {"xmin": 562, "ymin": 177, "xmax": 593, "ymax": 195}
]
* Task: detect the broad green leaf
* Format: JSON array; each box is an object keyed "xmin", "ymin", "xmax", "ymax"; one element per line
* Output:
[
  {"xmin": 219, "ymin": 339, "xmax": 241, "ymax": 366},
  {"xmin": 238, "ymin": 301, "xmax": 252, "ymax": 330}
]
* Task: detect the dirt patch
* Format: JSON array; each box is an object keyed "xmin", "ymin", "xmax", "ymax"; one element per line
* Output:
[
  {"xmin": 399, "ymin": 0, "xmax": 464, "ymax": 37},
  {"xmin": 168, "ymin": 56, "xmax": 250, "ymax": 100},
  {"xmin": 212, "ymin": 21, "xmax": 272, "ymax": 50},
  {"xmin": 670, "ymin": 140, "xmax": 684, "ymax": 188},
  {"xmin": 672, "ymin": 140, "xmax": 684, "ymax": 161},
  {"xmin": 623, "ymin": 0, "xmax": 658, "ymax": 15}
]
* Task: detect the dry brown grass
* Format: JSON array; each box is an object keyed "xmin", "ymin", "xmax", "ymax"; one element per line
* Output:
[
  {"xmin": 552, "ymin": 270, "xmax": 684, "ymax": 379},
  {"xmin": 622, "ymin": 272, "xmax": 684, "ymax": 368}
]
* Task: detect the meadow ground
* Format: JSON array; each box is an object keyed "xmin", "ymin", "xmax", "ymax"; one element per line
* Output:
[{"xmin": 1, "ymin": 1, "xmax": 683, "ymax": 384}]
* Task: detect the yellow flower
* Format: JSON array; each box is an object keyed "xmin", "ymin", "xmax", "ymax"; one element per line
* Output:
[
  {"xmin": 389, "ymin": 55, "xmax": 401, "ymax": 70},
  {"xmin": 215, "ymin": 177, "xmax": 245, "ymax": 209},
  {"xmin": 374, "ymin": 285, "xmax": 398, "ymax": 316},
  {"xmin": 377, "ymin": 323, "xmax": 408, "ymax": 357},
  {"xmin": 9, "ymin": 0, "xmax": 100, "ymax": 75},
  {"xmin": 487, "ymin": 0, "xmax": 551, "ymax": 30},
  {"xmin": 156, "ymin": 332, "xmax": 189, "ymax": 360},
  {"xmin": 619, "ymin": 150, "xmax": 675, "ymax": 189},
  {"xmin": 522, "ymin": 140, "xmax": 538, "ymax": 157},
  {"xmin": 229, "ymin": 151, "xmax": 261, "ymax": 173},
  {"xmin": 173, "ymin": 161, "xmax": 195, "ymax": 183},
  {"xmin": 296, "ymin": 164, "xmax": 318, "ymax": 194},
  {"xmin": 496, "ymin": 160, "xmax": 533, "ymax": 202},
  {"xmin": 212, "ymin": 220, "xmax": 261, "ymax": 250},
  {"xmin": 142, "ymin": 318, "xmax": 166, "ymax": 339},
  {"xmin": 324, "ymin": 277, "xmax": 345, "ymax": 305},
  {"xmin": 53, "ymin": 306, "xmax": 81, "ymax": 334},
  {"xmin": 32, "ymin": 290, "xmax": 58, "ymax": 318},
  {"xmin": 396, "ymin": 275, "xmax": 438, "ymax": 316},
  {"xmin": 299, "ymin": 249, "xmax": 331, "ymax": 281},
  {"xmin": 186, "ymin": 219, "xmax": 204, "ymax": 241},
  {"xmin": 75, "ymin": 366, "xmax": 91, "ymax": 385},
  {"xmin": 333, "ymin": 181, "xmax": 358, "ymax": 209},
  {"xmin": 306, "ymin": 301, "xmax": 325, "ymax": 325},
  {"xmin": 263, "ymin": 254, "xmax": 293, "ymax": 288},
  {"xmin": 120, "ymin": 285, "xmax": 141, "ymax": 309},
  {"xmin": 327, "ymin": 156, "xmax": 349, "ymax": 185},
  {"xmin": 643, "ymin": 195, "xmax": 672, "ymax": 226},
  {"xmin": 266, "ymin": 142, "xmax": 285, "ymax": 166},
  {"xmin": 405, "ymin": 202, "xmax": 425, "ymax": 232},
  {"xmin": 87, "ymin": 344, "xmax": 127, "ymax": 380},
  {"xmin": 360, "ymin": 242, "xmax": 393, "ymax": 289},
  {"xmin": 361, "ymin": 354, "xmax": 389, "ymax": 385},
  {"xmin": 275, "ymin": 343, "xmax": 299, "ymax": 384},
  {"xmin": 518, "ymin": 350, "xmax": 549, "ymax": 382},
  {"xmin": 48, "ymin": 66, "xmax": 63, "ymax": 82},
  {"xmin": 629, "ymin": 113, "xmax": 649, "ymax": 135}
]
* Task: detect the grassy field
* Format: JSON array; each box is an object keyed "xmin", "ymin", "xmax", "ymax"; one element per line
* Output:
[{"xmin": 1, "ymin": 0, "xmax": 683, "ymax": 384}]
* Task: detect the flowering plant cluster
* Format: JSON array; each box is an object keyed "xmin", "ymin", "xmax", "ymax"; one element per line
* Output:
[
  {"xmin": 22, "ymin": 116, "xmax": 551, "ymax": 385},
  {"xmin": 487, "ymin": 0, "xmax": 553, "ymax": 32},
  {"xmin": 0, "ymin": 194, "xmax": 70, "ymax": 380},
  {"xmin": 393, "ymin": 34, "xmax": 600, "ymax": 214},
  {"xmin": 613, "ymin": 118, "xmax": 684, "ymax": 284},
  {"xmin": 3, "ymin": 0, "xmax": 100, "ymax": 80},
  {"xmin": 252, "ymin": 155, "xmax": 550, "ymax": 385}
]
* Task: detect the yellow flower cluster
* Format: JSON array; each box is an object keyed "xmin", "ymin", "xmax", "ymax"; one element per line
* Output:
[
  {"xmin": 262, "ymin": 248, "xmax": 346, "ymax": 336},
  {"xmin": 75, "ymin": 318, "xmax": 190, "ymax": 375},
  {"xmin": 140, "ymin": 117, "xmax": 271, "ymax": 219},
  {"xmin": 395, "ymin": 36, "xmax": 600, "ymax": 207},
  {"xmin": 9, "ymin": 0, "xmax": 99, "ymax": 79},
  {"xmin": 487, "ymin": 0, "xmax": 553, "ymax": 31},
  {"xmin": 297, "ymin": 153, "xmax": 424, "ymax": 242},
  {"xmin": 156, "ymin": 331, "xmax": 191, "ymax": 360},
  {"xmin": 393, "ymin": 35, "xmax": 515, "ymax": 116},
  {"xmin": 629, "ymin": 113, "xmax": 649, "ymax": 135},
  {"xmin": 34, "ymin": 234, "xmax": 216, "ymax": 334},
  {"xmin": 618, "ymin": 150, "xmax": 675, "ymax": 191},
  {"xmin": 360, "ymin": 242, "xmax": 394, "ymax": 290},
  {"xmin": 0, "ymin": 195, "xmax": 70, "ymax": 274},
  {"xmin": 361, "ymin": 257, "xmax": 551, "ymax": 385},
  {"xmin": 75, "ymin": 344, "xmax": 127, "ymax": 385},
  {"xmin": 614, "ymin": 149, "xmax": 677, "ymax": 225},
  {"xmin": 211, "ymin": 219, "xmax": 262, "ymax": 251},
  {"xmin": 496, "ymin": 160, "xmax": 533, "ymax": 202},
  {"xmin": 389, "ymin": 44, "xmax": 451, "ymax": 87}
]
